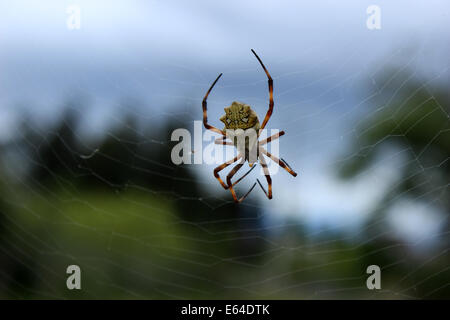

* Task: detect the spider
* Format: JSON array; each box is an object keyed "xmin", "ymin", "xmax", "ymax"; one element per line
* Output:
[{"xmin": 202, "ymin": 49, "xmax": 298, "ymax": 203}]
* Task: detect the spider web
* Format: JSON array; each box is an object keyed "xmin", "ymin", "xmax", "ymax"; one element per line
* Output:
[{"xmin": 0, "ymin": 1, "xmax": 449, "ymax": 300}]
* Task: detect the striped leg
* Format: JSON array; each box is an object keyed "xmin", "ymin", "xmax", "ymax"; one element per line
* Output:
[
  {"xmin": 256, "ymin": 154, "xmax": 272, "ymax": 199},
  {"xmin": 214, "ymin": 136, "xmax": 233, "ymax": 146},
  {"xmin": 251, "ymin": 49, "xmax": 273, "ymax": 133},
  {"xmin": 259, "ymin": 130, "xmax": 285, "ymax": 146},
  {"xmin": 203, "ymin": 73, "xmax": 226, "ymax": 136},
  {"xmin": 259, "ymin": 147, "xmax": 297, "ymax": 177},
  {"xmin": 226, "ymin": 161, "xmax": 257, "ymax": 203},
  {"xmin": 213, "ymin": 154, "xmax": 242, "ymax": 189},
  {"xmin": 228, "ymin": 164, "xmax": 257, "ymax": 188}
]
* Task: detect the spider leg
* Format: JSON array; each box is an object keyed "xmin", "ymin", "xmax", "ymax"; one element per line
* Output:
[
  {"xmin": 213, "ymin": 154, "xmax": 242, "ymax": 189},
  {"xmin": 214, "ymin": 136, "xmax": 233, "ymax": 145},
  {"xmin": 259, "ymin": 147, "xmax": 297, "ymax": 177},
  {"xmin": 235, "ymin": 182, "xmax": 258, "ymax": 203},
  {"xmin": 251, "ymin": 49, "xmax": 273, "ymax": 133},
  {"xmin": 259, "ymin": 130, "xmax": 285, "ymax": 146},
  {"xmin": 256, "ymin": 154, "xmax": 272, "ymax": 199},
  {"xmin": 229, "ymin": 164, "xmax": 257, "ymax": 187},
  {"xmin": 226, "ymin": 161, "xmax": 258, "ymax": 203},
  {"xmin": 226, "ymin": 161, "xmax": 244, "ymax": 188},
  {"xmin": 203, "ymin": 73, "xmax": 226, "ymax": 136}
]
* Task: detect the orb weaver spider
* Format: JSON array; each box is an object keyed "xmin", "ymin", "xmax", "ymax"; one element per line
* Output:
[{"xmin": 202, "ymin": 49, "xmax": 297, "ymax": 203}]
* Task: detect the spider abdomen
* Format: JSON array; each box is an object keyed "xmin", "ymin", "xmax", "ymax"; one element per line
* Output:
[{"xmin": 220, "ymin": 101, "xmax": 260, "ymax": 131}]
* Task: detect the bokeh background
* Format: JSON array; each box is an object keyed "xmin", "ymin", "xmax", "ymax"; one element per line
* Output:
[{"xmin": 0, "ymin": 0, "xmax": 449, "ymax": 299}]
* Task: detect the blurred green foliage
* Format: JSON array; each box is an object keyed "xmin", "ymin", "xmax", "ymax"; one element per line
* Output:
[{"xmin": 338, "ymin": 69, "xmax": 449, "ymax": 236}]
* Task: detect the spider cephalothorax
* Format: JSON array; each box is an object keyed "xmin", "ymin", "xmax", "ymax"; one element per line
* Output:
[
  {"xmin": 220, "ymin": 101, "xmax": 260, "ymax": 131},
  {"xmin": 202, "ymin": 49, "xmax": 298, "ymax": 203}
]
